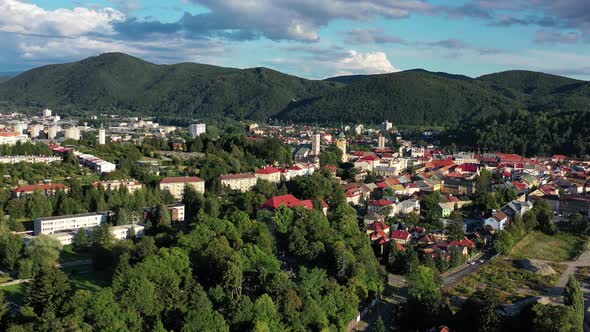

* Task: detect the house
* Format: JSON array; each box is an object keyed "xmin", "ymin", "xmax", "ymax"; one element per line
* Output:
[
  {"xmin": 95, "ymin": 179, "xmax": 143, "ymax": 193},
  {"xmin": 395, "ymin": 199, "xmax": 420, "ymax": 215},
  {"xmin": 367, "ymin": 199, "xmax": 396, "ymax": 217},
  {"xmin": 13, "ymin": 183, "xmax": 70, "ymax": 198},
  {"xmin": 255, "ymin": 166, "xmax": 281, "ymax": 183},
  {"xmin": 364, "ymin": 213, "xmax": 385, "ymax": 226},
  {"xmin": 437, "ymin": 202, "xmax": 455, "ymax": 218},
  {"xmin": 500, "ymin": 200, "xmax": 533, "ymax": 222},
  {"xmin": 220, "ymin": 173, "xmax": 257, "ymax": 192},
  {"xmin": 159, "ymin": 176, "xmax": 205, "ymax": 200},
  {"xmin": 484, "ymin": 210, "xmax": 509, "ymax": 231},
  {"xmin": 559, "ymin": 195, "xmax": 590, "ymax": 215},
  {"xmin": 391, "ymin": 230, "xmax": 412, "ymax": 245},
  {"xmin": 259, "ymin": 194, "xmax": 328, "ymax": 215}
]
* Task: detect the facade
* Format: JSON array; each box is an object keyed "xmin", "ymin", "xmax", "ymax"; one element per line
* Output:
[
  {"xmin": 98, "ymin": 128, "xmax": 106, "ymax": 145},
  {"xmin": 255, "ymin": 166, "xmax": 281, "ymax": 183},
  {"xmin": 43, "ymin": 108, "xmax": 52, "ymax": 118},
  {"xmin": 111, "ymin": 224, "xmax": 145, "ymax": 240},
  {"xmin": 378, "ymin": 135, "xmax": 386, "ymax": 149},
  {"xmin": 0, "ymin": 132, "xmax": 29, "ymax": 145},
  {"xmin": 189, "ymin": 123, "xmax": 206, "ymax": 138},
  {"xmin": 336, "ymin": 132, "xmax": 347, "ymax": 162},
  {"xmin": 382, "ymin": 120, "xmax": 393, "ymax": 131},
  {"xmin": 311, "ymin": 134, "xmax": 321, "ymax": 156},
  {"xmin": 96, "ymin": 179, "xmax": 143, "ymax": 193},
  {"xmin": 0, "ymin": 155, "xmax": 61, "ymax": 164},
  {"xmin": 47, "ymin": 126, "xmax": 59, "ymax": 139},
  {"xmin": 484, "ymin": 210, "xmax": 509, "ymax": 231},
  {"xmin": 76, "ymin": 152, "xmax": 117, "ymax": 173},
  {"xmin": 160, "ymin": 176, "xmax": 205, "ymax": 200},
  {"xmin": 169, "ymin": 204, "xmax": 186, "ymax": 223},
  {"xmin": 34, "ymin": 212, "xmax": 107, "ymax": 235},
  {"xmin": 28, "ymin": 125, "xmax": 44, "ymax": 138},
  {"xmin": 13, "ymin": 183, "xmax": 70, "ymax": 198},
  {"xmin": 64, "ymin": 126, "xmax": 81, "ymax": 140},
  {"xmin": 220, "ymin": 173, "xmax": 257, "ymax": 192},
  {"xmin": 559, "ymin": 195, "xmax": 590, "ymax": 215},
  {"xmin": 367, "ymin": 199, "xmax": 396, "ymax": 217}
]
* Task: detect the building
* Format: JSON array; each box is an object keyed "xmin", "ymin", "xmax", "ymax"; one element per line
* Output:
[
  {"xmin": 160, "ymin": 176, "xmax": 205, "ymax": 200},
  {"xmin": 76, "ymin": 153, "xmax": 117, "ymax": 174},
  {"xmin": 47, "ymin": 126, "xmax": 59, "ymax": 139},
  {"xmin": 43, "ymin": 108, "xmax": 52, "ymax": 118},
  {"xmin": 354, "ymin": 124, "xmax": 364, "ymax": 135},
  {"xmin": 311, "ymin": 134, "xmax": 321, "ymax": 156},
  {"xmin": 377, "ymin": 135, "xmax": 386, "ymax": 149},
  {"xmin": 500, "ymin": 200, "xmax": 533, "ymax": 222},
  {"xmin": 0, "ymin": 132, "xmax": 29, "ymax": 145},
  {"xmin": 255, "ymin": 166, "xmax": 281, "ymax": 183},
  {"xmin": 111, "ymin": 224, "xmax": 145, "ymax": 240},
  {"xmin": 559, "ymin": 195, "xmax": 590, "ymax": 216},
  {"xmin": 259, "ymin": 194, "xmax": 328, "ymax": 215},
  {"xmin": 189, "ymin": 123, "xmax": 206, "ymax": 138},
  {"xmin": 382, "ymin": 120, "xmax": 393, "ymax": 132},
  {"xmin": 484, "ymin": 210, "xmax": 509, "ymax": 231},
  {"xmin": 34, "ymin": 212, "xmax": 107, "ymax": 235},
  {"xmin": 13, "ymin": 123, "xmax": 26, "ymax": 134},
  {"xmin": 13, "ymin": 183, "xmax": 70, "ymax": 198},
  {"xmin": 168, "ymin": 203, "xmax": 185, "ymax": 223},
  {"xmin": 28, "ymin": 125, "xmax": 44, "ymax": 138},
  {"xmin": 96, "ymin": 179, "xmax": 143, "ymax": 193},
  {"xmin": 0, "ymin": 155, "xmax": 61, "ymax": 164},
  {"xmin": 98, "ymin": 127, "xmax": 106, "ymax": 145},
  {"xmin": 64, "ymin": 126, "xmax": 81, "ymax": 140},
  {"xmin": 367, "ymin": 199, "xmax": 396, "ymax": 217},
  {"xmin": 336, "ymin": 132, "xmax": 347, "ymax": 162},
  {"xmin": 220, "ymin": 173, "xmax": 257, "ymax": 192}
]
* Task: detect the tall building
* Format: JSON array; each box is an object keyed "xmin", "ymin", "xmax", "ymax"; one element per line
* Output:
[
  {"xmin": 64, "ymin": 126, "xmax": 81, "ymax": 140},
  {"xmin": 354, "ymin": 124, "xmax": 364, "ymax": 136},
  {"xmin": 28, "ymin": 125, "xmax": 44, "ymax": 138},
  {"xmin": 336, "ymin": 132, "xmax": 347, "ymax": 162},
  {"xmin": 98, "ymin": 127, "xmax": 106, "ymax": 145},
  {"xmin": 382, "ymin": 120, "xmax": 393, "ymax": 131},
  {"xmin": 13, "ymin": 123, "xmax": 26, "ymax": 134},
  {"xmin": 47, "ymin": 126, "xmax": 59, "ymax": 139},
  {"xmin": 378, "ymin": 135, "xmax": 386, "ymax": 149},
  {"xmin": 42, "ymin": 108, "xmax": 52, "ymax": 118},
  {"xmin": 189, "ymin": 123, "xmax": 206, "ymax": 138},
  {"xmin": 311, "ymin": 133, "xmax": 321, "ymax": 156}
]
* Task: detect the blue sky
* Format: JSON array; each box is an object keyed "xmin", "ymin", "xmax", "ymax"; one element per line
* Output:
[{"xmin": 1, "ymin": 0, "xmax": 589, "ymax": 79}]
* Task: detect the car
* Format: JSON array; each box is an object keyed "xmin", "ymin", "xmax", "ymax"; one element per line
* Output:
[
  {"xmin": 479, "ymin": 259, "xmax": 485, "ymax": 263},
  {"xmin": 468, "ymin": 261, "xmax": 475, "ymax": 265}
]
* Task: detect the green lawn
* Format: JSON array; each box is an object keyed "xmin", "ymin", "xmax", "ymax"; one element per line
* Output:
[
  {"xmin": 511, "ymin": 231, "xmax": 587, "ymax": 262},
  {"xmin": 1, "ymin": 283, "xmax": 27, "ymax": 304},
  {"xmin": 64, "ymin": 267, "xmax": 111, "ymax": 292},
  {"xmin": 448, "ymin": 258, "xmax": 565, "ymax": 303}
]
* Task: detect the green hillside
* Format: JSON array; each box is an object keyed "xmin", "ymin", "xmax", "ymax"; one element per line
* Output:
[
  {"xmin": 0, "ymin": 77, "xmax": 9, "ymax": 84},
  {"xmin": 279, "ymin": 70, "xmax": 522, "ymax": 125},
  {"xmin": 0, "ymin": 53, "xmax": 341, "ymax": 120}
]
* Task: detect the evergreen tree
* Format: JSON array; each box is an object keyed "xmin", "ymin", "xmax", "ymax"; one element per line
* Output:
[{"xmin": 564, "ymin": 275, "xmax": 584, "ymax": 331}]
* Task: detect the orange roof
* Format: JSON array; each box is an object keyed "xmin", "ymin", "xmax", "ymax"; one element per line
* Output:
[
  {"xmin": 13, "ymin": 183, "xmax": 69, "ymax": 193},
  {"xmin": 256, "ymin": 166, "xmax": 280, "ymax": 174}
]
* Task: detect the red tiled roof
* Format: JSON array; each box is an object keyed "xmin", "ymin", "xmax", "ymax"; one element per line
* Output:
[
  {"xmin": 368, "ymin": 199, "xmax": 395, "ymax": 207},
  {"xmin": 160, "ymin": 176, "xmax": 203, "ymax": 184},
  {"xmin": 359, "ymin": 155, "xmax": 380, "ymax": 162},
  {"xmin": 13, "ymin": 183, "xmax": 69, "ymax": 193},
  {"xmin": 457, "ymin": 163, "xmax": 479, "ymax": 172},
  {"xmin": 255, "ymin": 166, "xmax": 280, "ymax": 174},
  {"xmin": 449, "ymin": 238, "xmax": 476, "ymax": 248},
  {"xmin": 391, "ymin": 230, "xmax": 412, "ymax": 240}
]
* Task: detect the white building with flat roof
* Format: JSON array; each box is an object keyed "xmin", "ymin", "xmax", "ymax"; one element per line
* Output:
[
  {"xmin": 189, "ymin": 123, "xmax": 206, "ymax": 138},
  {"xmin": 220, "ymin": 173, "xmax": 257, "ymax": 192},
  {"xmin": 34, "ymin": 212, "xmax": 108, "ymax": 235}
]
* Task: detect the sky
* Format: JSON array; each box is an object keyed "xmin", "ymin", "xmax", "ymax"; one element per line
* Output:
[{"xmin": 1, "ymin": 0, "xmax": 589, "ymax": 79}]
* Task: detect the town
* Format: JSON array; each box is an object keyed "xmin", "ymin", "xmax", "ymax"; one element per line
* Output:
[{"xmin": 0, "ymin": 108, "xmax": 587, "ymax": 331}]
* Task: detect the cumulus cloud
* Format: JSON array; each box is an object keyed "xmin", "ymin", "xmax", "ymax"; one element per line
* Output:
[
  {"xmin": 336, "ymin": 50, "xmax": 399, "ymax": 75},
  {"xmin": 0, "ymin": 0, "xmax": 124, "ymax": 36}
]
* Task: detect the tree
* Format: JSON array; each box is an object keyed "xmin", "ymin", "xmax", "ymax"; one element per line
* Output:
[
  {"xmin": 72, "ymin": 228, "xmax": 90, "ymax": 251},
  {"xmin": 26, "ymin": 234, "xmax": 62, "ymax": 269},
  {"xmin": 374, "ymin": 316, "xmax": 386, "ymax": 332},
  {"xmin": 564, "ymin": 275, "xmax": 584, "ymax": 331},
  {"xmin": 531, "ymin": 303, "xmax": 577, "ymax": 332},
  {"xmin": 404, "ymin": 266, "xmax": 448, "ymax": 329},
  {"xmin": 24, "ymin": 266, "xmax": 70, "ymax": 317},
  {"xmin": 533, "ymin": 199, "xmax": 556, "ymax": 235},
  {"xmin": 2, "ymin": 233, "xmax": 23, "ymax": 270},
  {"xmin": 447, "ymin": 211, "xmax": 464, "ymax": 241},
  {"xmin": 475, "ymin": 169, "xmax": 492, "ymax": 193}
]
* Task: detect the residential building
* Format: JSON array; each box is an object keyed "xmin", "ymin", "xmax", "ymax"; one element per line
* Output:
[
  {"xmin": 160, "ymin": 176, "xmax": 205, "ymax": 200},
  {"xmin": 42, "ymin": 108, "xmax": 52, "ymax": 118},
  {"xmin": 336, "ymin": 132, "xmax": 347, "ymax": 162},
  {"xmin": 168, "ymin": 203, "xmax": 185, "ymax": 223},
  {"xmin": 500, "ymin": 200, "xmax": 533, "ymax": 222},
  {"xmin": 255, "ymin": 166, "xmax": 281, "ymax": 183},
  {"xmin": 98, "ymin": 127, "xmax": 106, "ymax": 145},
  {"xmin": 259, "ymin": 194, "xmax": 328, "ymax": 215},
  {"xmin": 391, "ymin": 230, "xmax": 412, "ymax": 245},
  {"xmin": 484, "ymin": 210, "xmax": 509, "ymax": 231},
  {"xmin": 111, "ymin": 224, "xmax": 145, "ymax": 240},
  {"xmin": 378, "ymin": 135, "xmax": 386, "ymax": 149},
  {"xmin": 0, "ymin": 132, "xmax": 29, "ymax": 145},
  {"xmin": 189, "ymin": 123, "xmax": 206, "ymax": 138},
  {"xmin": 220, "ymin": 173, "xmax": 257, "ymax": 192},
  {"xmin": 382, "ymin": 120, "xmax": 393, "ymax": 131},
  {"xmin": 367, "ymin": 199, "xmax": 396, "ymax": 217},
  {"xmin": 559, "ymin": 195, "xmax": 590, "ymax": 215},
  {"xmin": 34, "ymin": 212, "xmax": 107, "ymax": 235},
  {"xmin": 64, "ymin": 126, "xmax": 81, "ymax": 140},
  {"xmin": 311, "ymin": 133, "xmax": 321, "ymax": 156},
  {"xmin": 96, "ymin": 179, "xmax": 143, "ymax": 193},
  {"xmin": 13, "ymin": 183, "xmax": 70, "ymax": 198}
]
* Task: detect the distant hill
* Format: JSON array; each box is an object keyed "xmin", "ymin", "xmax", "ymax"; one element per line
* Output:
[
  {"xmin": 0, "ymin": 77, "xmax": 9, "ymax": 84},
  {"xmin": 0, "ymin": 53, "xmax": 341, "ymax": 120},
  {"xmin": 0, "ymin": 53, "xmax": 588, "ymax": 125}
]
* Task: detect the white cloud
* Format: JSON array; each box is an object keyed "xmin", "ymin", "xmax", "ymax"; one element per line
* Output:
[
  {"xmin": 0, "ymin": 0, "xmax": 124, "ymax": 37},
  {"xmin": 335, "ymin": 50, "xmax": 399, "ymax": 75}
]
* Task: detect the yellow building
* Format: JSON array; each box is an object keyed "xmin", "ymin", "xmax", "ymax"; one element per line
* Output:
[{"xmin": 336, "ymin": 132, "xmax": 347, "ymax": 162}]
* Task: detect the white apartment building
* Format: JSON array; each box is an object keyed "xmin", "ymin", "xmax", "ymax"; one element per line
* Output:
[
  {"xmin": 255, "ymin": 166, "xmax": 281, "ymax": 183},
  {"xmin": 96, "ymin": 179, "xmax": 143, "ymax": 193},
  {"xmin": 220, "ymin": 173, "xmax": 257, "ymax": 192},
  {"xmin": 64, "ymin": 126, "xmax": 81, "ymax": 140},
  {"xmin": 0, "ymin": 132, "xmax": 30, "ymax": 145},
  {"xmin": 34, "ymin": 212, "xmax": 108, "ymax": 235},
  {"xmin": 0, "ymin": 155, "xmax": 61, "ymax": 164},
  {"xmin": 98, "ymin": 128, "xmax": 106, "ymax": 145},
  {"xmin": 28, "ymin": 125, "xmax": 44, "ymax": 138},
  {"xmin": 159, "ymin": 176, "xmax": 205, "ymax": 200},
  {"xmin": 189, "ymin": 123, "xmax": 206, "ymax": 138},
  {"xmin": 311, "ymin": 134, "xmax": 321, "ymax": 156},
  {"xmin": 111, "ymin": 224, "xmax": 145, "ymax": 240},
  {"xmin": 42, "ymin": 108, "xmax": 52, "ymax": 118}
]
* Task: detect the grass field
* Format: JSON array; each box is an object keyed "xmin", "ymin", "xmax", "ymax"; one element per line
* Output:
[
  {"xmin": 64, "ymin": 267, "xmax": 111, "ymax": 292},
  {"xmin": 1, "ymin": 283, "xmax": 27, "ymax": 304},
  {"xmin": 448, "ymin": 258, "xmax": 565, "ymax": 303},
  {"xmin": 511, "ymin": 231, "xmax": 587, "ymax": 262},
  {"xmin": 59, "ymin": 245, "xmax": 93, "ymax": 263}
]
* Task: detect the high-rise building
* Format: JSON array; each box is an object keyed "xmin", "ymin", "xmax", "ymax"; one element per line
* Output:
[
  {"xmin": 189, "ymin": 123, "xmax": 206, "ymax": 138},
  {"xmin": 47, "ymin": 126, "xmax": 59, "ymax": 139},
  {"xmin": 13, "ymin": 123, "xmax": 26, "ymax": 134},
  {"xmin": 378, "ymin": 135, "xmax": 386, "ymax": 149},
  {"xmin": 336, "ymin": 132, "xmax": 347, "ymax": 162},
  {"xmin": 42, "ymin": 108, "xmax": 52, "ymax": 118},
  {"xmin": 382, "ymin": 120, "xmax": 393, "ymax": 132},
  {"xmin": 64, "ymin": 126, "xmax": 81, "ymax": 140},
  {"xmin": 354, "ymin": 124, "xmax": 364, "ymax": 136},
  {"xmin": 28, "ymin": 125, "xmax": 44, "ymax": 138},
  {"xmin": 311, "ymin": 134, "xmax": 321, "ymax": 156},
  {"xmin": 98, "ymin": 127, "xmax": 106, "ymax": 145}
]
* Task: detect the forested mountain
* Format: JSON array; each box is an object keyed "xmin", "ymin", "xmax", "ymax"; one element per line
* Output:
[
  {"xmin": 0, "ymin": 53, "xmax": 589, "ymax": 126},
  {"xmin": 0, "ymin": 53, "xmax": 341, "ymax": 120},
  {"xmin": 280, "ymin": 70, "xmax": 522, "ymax": 125}
]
